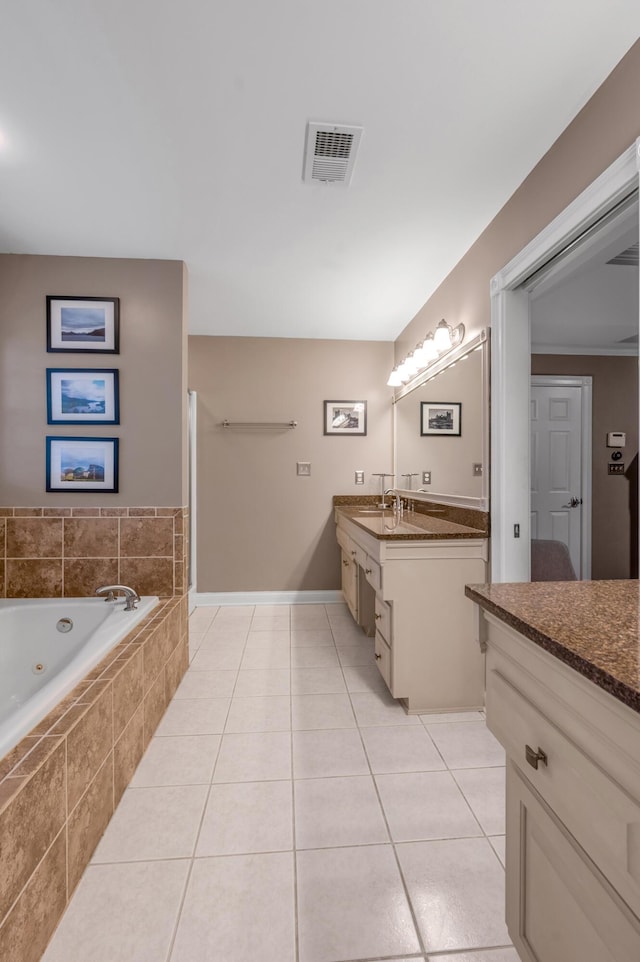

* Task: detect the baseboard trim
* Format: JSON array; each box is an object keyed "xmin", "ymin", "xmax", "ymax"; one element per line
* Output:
[{"xmin": 192, "ymin": 590, "xmax": 343, "ymax": 607}]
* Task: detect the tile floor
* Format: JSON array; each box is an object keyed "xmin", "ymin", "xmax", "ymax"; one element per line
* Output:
[{"xmin": 42, "ymin": 603, "xmax": 520, "ymax": 962}]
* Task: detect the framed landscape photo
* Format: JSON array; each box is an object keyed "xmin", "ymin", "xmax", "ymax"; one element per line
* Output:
[
  {"xmin": 46, "ymin": 436, "xmax": 119, "ymax": 493},
  {"xmin": 46, "ymin": 296, "xmax": 120, "ymax": 353},
  {"xmin": 46, "ymin": 369, "xmax": 119, "ymax": 425},
  {"xmin": 323, "ymin": 400, "xmax": 367, "ymax": 436},
  {"xmin": 420, "ymin": 401, "xmax": 462, "ymax": 436}
]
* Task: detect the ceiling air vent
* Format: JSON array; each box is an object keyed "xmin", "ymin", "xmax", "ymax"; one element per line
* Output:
[
  {"xmin": 607, "ymin": 242, "xmax": 639, "ymax": 266},
  {"xmin": 303, "ymin": 122, "xmax": 363, "ymax": 186}
]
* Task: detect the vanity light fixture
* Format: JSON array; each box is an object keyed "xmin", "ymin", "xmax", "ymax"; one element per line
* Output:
[
  {"xmin": 414, "ymin": 333, "xmax": 438, "ymax": 366},
  {"xmin": 433, "ymin": 318, "xmax": 453, "ymax": 351},
  {"xmin": 387, "ymin": 319, "xmax": 466, "ymax": 389},
  {"xmin": 401, "ymin": 352, "xmax": 419, "ymax": 380}
]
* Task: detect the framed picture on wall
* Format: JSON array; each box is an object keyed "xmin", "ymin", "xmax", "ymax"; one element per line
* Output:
[
  {"xmin": 46, "ymin": 369, "xmax": 120, "ymax": 424},
  {"xmin": 46, "ymin": 436, "xmax": 119, "ymax": 492},
  {"xmin": 46, "ymin": 296, "xmax": 120, "ymax": 353},
  {"xmin": 323, "ymin": 400, "xmax": 367, "ymax": 436},
  {"xmin": 420, "ymin": 401, "xmax": 462, "ymax": 436}
]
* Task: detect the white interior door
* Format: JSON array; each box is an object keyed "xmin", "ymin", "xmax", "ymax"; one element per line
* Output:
[{"xmin": 531, "ymin": 378, "xmax": 590, "ymax": 577}]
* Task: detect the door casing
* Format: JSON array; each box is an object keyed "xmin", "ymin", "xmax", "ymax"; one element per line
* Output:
[{"xmin": 490, "ymin": 140, "xmax": 640, "ymax": 582}]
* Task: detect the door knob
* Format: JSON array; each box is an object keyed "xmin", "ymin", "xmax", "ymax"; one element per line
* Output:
[{"xmin": 562, "ymin": 496, "xmax": 583, "ymax": 508}]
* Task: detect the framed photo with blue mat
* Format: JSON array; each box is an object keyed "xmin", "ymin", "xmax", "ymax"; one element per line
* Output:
[
  {"xmin": 46, "ymin": 436, "xmax": 119, "ymax": 493},
  {"xmin": 46, "ymin": 369, "xmax": 119, "ymax": 425}
]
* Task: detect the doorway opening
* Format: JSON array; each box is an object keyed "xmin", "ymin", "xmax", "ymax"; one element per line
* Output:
[{"xmin": 490, "ymin": 141, "xmax": 640, "ymax": 582}]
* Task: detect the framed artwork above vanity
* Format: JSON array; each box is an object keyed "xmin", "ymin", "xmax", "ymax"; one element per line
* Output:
[{"xmin": 420, "ymin": 401, "xmax": 461, "ymax": 436}]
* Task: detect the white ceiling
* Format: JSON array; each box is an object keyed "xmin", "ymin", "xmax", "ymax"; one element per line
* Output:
[{"xmin": 1, "ymin": 2, "xmax": 639, "ymax": 341}]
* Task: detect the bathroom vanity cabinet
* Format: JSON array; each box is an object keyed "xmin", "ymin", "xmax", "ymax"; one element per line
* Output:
[
  {"xmin": 335, "ymin": 507, "xmax": 488, "ymax": 713},
  {"xmin": 467, "ymin": 583, "xmax": 640, "ymax": 962}
]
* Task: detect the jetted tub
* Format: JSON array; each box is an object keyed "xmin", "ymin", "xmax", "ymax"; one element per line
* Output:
[{"xmin": 0, "ymin": 595, "xmax": 158, "ymax": 759}]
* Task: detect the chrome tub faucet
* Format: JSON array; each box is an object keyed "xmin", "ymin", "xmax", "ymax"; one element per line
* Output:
[{"xmin": 95, "ymin": 584, "xmax": 140, "ymax": 611}]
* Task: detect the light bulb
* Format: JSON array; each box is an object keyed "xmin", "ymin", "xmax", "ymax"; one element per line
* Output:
[
  {"xmin": 422, "ymin": 334, "xmax": 438, "ymax": 362},
  {"xmin": 402, "ymin": 353, "xmax": 418, "ymax": 378},
  {"xmin": 412, "ymin": 341, "xmax": 428, "ymax": 368},
  {"xmin": 434, "ymin": 319, "xmax": 452, "ymax": 352}
]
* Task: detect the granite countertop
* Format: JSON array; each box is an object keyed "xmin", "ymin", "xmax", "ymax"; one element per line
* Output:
[
  {"xmin": 466, "ymin": 580, "xmax": 640, "ymax": 714},
  {"xmin": 335, "ymin": 505, "xmax": 488, "ymax": 541}
]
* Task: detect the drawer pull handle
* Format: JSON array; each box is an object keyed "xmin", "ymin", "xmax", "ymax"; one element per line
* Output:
[
  {"xmin": 525, "ymin": 745, "xmax": 548, "ymax": 770},
  {"xmin": 351, "ymin": 550, "xmax": 357, "ymax": 556},
  {"xmin": 342, "ymin": 559, "xmax": 349, "ymax": 567},
  {"xmin": 375, "ymin": 653, "xmax": 382, "ymax": 660},
  {"xmin": 374, "ymin": 613, "xmax": 382, "ymax": 620},
  {"xmin": 365, "ymin": 568, "xmax": 372, "ymax": 574}
]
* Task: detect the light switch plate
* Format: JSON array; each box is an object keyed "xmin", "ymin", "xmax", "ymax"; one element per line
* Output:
[
  {"xmin": 355, "ymin": 470, "xmax": 364, "ymax": 484},
  {"xmin": 297, "ymin": 462, "xmax": 311, "ymax": 476},
  {"xmin": 422, "ymin": 471, "xmax": 431, "ymax": 484},
  {"xmin": 473, "ymin": 463, "xmax": 483, "ymax": 476}
]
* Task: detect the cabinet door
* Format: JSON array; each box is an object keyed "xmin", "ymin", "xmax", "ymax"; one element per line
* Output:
[
  {"xmin": 506, "ymin": 763, "xmax": 640, "ymax": 962},
  {"xmin": 341, "ymin": 550, "xmax": 358, "ymax": 621}
]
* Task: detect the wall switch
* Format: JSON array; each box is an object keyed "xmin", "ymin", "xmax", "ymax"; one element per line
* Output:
[
  {"xmin": 422, "ymin": 471, "xmax": 431, "ymax": 484},
  {"xmin": 355, "ymin": 470, "xmax": 365, "ymax": 484},
  {"xmin": 514, "ymin": 524, "xmax": 520, "ymax": 538},
  {"xmin": 296, "ymin": 461, "xmax": 311, "ymax": 476},
  {"xmin": 472, "ymin": 463, "xmax": 483, "ymax": 476},
  {"xmin": 608, "ymin": 463, "xmax": 625, "ymax": 474}
]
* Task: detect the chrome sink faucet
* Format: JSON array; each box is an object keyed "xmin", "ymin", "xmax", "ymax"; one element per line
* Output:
[
  {"xmin": 384, "ymin": 488, "xmax": 403, "ymax": 516},
  {"xmin": 95, "ymin": 584, "xmax": 140, "ymax": 611}
]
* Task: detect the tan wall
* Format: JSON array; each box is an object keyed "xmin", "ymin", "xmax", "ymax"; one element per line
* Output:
[
  {"xmin": 394, "ymin": 41, "xmax": 640, "ymax": 362},
  {"xmin": 0, "ymin": 254, "xmax": 188, "ymax": 507},
  {"xmin": 531, "ymin": 355, "xmax": 638, "ymax": 579},
  {"xmin": 189, "ymin": 336, "xmax": 394, "ymax": 592}
]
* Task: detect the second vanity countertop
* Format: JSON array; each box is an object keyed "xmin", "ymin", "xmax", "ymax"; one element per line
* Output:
[
  {"xmin": 466, "ymin": 580, "xmax": 640, "ymax": 715},
  {"xmin": 335, "ymin": 505, "xmax": 488, "ymax": 541}
]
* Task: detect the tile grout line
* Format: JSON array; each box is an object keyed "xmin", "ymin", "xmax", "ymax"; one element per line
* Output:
[
  {"xmin": 288, "ymin": 611, "xmax": 301, "ymax": 962},
  {"xmin": 162, "ymin": 604, "xmax": 253, "ymax": 962},
  {"xmin": 334, "ymin": 608, "xmax": 428, "ymax": 961}
]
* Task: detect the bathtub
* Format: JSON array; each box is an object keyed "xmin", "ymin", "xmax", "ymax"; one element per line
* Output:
[{"xmin": 0, "ymin": 595, "xmax": 158, "ymax": 759}]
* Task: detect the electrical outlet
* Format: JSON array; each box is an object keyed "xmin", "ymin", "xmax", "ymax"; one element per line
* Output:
[
  {"xmin": 355, "ymin": 470, "xmax": 364, "ymax": 484},
  {"xmin": 296, "ymin": 462, "xmax": 311, "ymax": 476},
  {"xmin": 422, "ymin": 471, "xmax": 431, "ymax": 484},
  {"xmin": 472, "ymin": 463, "xmax": 483, "ymax": 476}
]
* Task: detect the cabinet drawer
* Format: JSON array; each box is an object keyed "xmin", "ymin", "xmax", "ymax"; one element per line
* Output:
[
  {"xmin": 374, "ymin": 631, "xmax": 391, "ymax": 690},
  {"xmin": 363, "ymin": 556, "xmax": 381, "ymax": 592},
  {"xmin": 374, "ymin": 596, "xmax": 391, "ymax": 643},
  {"xmin": 487, "ymin": 664, "xmax": 640, "ymax": 915},
  {"xmin": 506, "ymin": 762, "xmax": 640, "ymax": 962}
]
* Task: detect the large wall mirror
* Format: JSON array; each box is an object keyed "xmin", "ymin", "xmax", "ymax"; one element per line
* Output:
[{"xmin": 393, "ymin": 331, "xmax": 489, "ymax": 509}]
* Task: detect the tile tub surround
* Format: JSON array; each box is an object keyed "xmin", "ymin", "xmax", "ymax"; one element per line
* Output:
[
  {"xmin": 0, "ymin": 506, "xmax": 188, "ymax": 598},
  {"xmin": 0, "ymin": 595, "xmax": 188, "ymax": 962},
  {"xmin": 466, "ymin": 580, "xmax": 640, "ymax": 713},
  {"xmin": 41, "ymin": 603, "xmax": 514, "ymax": 962}
]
